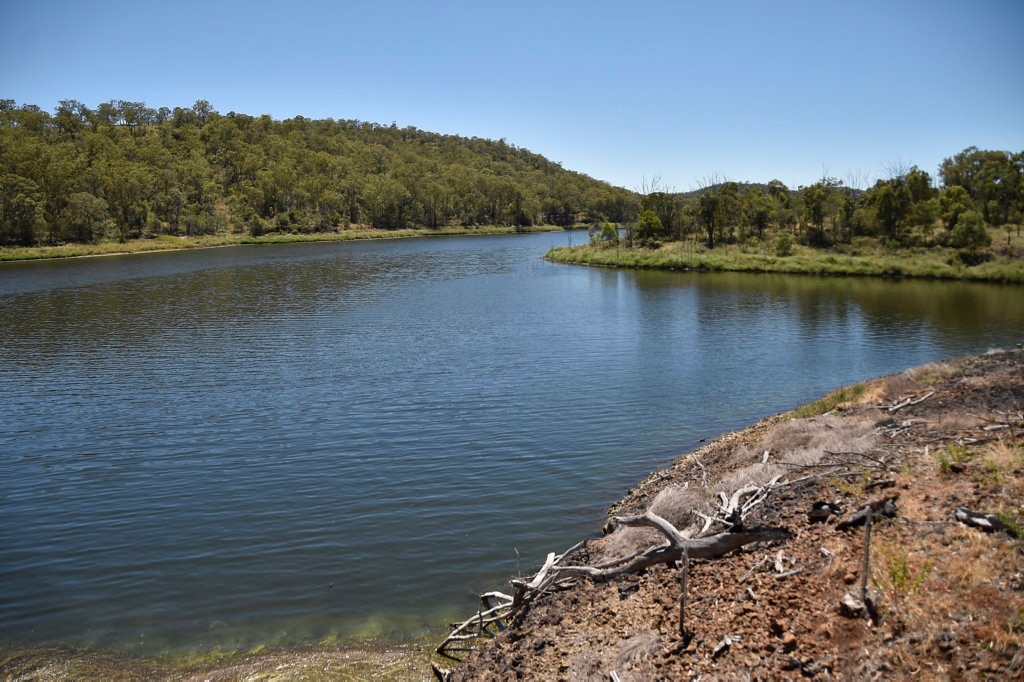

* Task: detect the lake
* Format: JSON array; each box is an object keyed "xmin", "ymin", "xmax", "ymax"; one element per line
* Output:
[{"xmin": 1, "ymin": 231, "xmax": 1021, "ymax": 655}]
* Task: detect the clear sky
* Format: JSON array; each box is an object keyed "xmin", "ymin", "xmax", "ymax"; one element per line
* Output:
[{"xmin": 2, "ymin": 0, "xmax": 1022, "ymax": 191}]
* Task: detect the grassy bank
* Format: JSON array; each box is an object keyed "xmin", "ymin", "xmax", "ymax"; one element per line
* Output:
[
  {"xmin": 0, "ymin": 225, "xmax": 561, "ymax": 263},
  {"xmin": 546, "ymin": 229, "xmax": 1024, "ymax": 283}
]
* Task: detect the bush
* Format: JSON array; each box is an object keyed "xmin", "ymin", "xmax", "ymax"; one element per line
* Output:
[
  {"xmin": 949, "ymin": 210, "xmax": 991, "ymax": 253},
  {"xmin": 774, "ymin": 230, "xmax": 794, "ymax": 257},
  {"xmin": 589, "ymin": 221, "xmax": 619, "ymax": 246}
]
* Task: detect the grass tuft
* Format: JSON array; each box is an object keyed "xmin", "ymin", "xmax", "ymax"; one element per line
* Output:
[{"xmin": 789, "ymin": 383, "xmax": 867, "ymax": 419}]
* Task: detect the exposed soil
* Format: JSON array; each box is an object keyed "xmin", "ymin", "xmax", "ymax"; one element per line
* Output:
[
  {"xmin": 447, "ymin": 348, "xmax": 1024, "ymax": 681},
  {"xmin": 4, "ymin": 349, "xmax": 1022, "ymax": 681}
]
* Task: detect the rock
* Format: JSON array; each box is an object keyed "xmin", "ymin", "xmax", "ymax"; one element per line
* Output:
[{"xmin": 840, "ymin": 591, "xmax": 867, "ymax": 618}]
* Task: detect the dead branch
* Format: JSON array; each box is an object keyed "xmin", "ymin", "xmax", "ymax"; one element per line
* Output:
[
  {"xmin": 436, "ymin": 511, "xmax": 790, "ymax": 656},
  {"xmin": 823, "ymin": 450, "xmax": 892, "ymax": 470},
  {"xmin": 886, "ymin": 390, "xmax": 934, "ymax": 412},
  {"xmin": 836, "ymin": 496, "xmax": 899, "ymax": 531},
  {"xmin": 739, "ymin": 555, "xmax": 771, "ymax": 583},
  {"xmin": 558, "ymin": 514, "xmax": 790, "ymax": 581},
  {"xmin": 955, "ymin": 507, "xmax": 1022, "ymax": 538},
  {"xmin": 438, "ymin": 474, "xmax": 798, "ymax": 657},
  {"xmin": 679, "ymin": 545, "xmax": 689, "ymax": 638}
]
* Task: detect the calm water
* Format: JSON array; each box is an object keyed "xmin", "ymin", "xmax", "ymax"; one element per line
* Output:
[{"xmin": 1, "ymin": 232, "xmax": 1021, "ymax": 655}]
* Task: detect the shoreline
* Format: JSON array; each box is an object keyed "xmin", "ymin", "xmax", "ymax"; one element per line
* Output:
[
  {"xmin": 5, "ymin": 355, "xmax": 1021, "ymax": 680},
  {"xmin": 544, "ymin": 236, "xmax": 1024, "ymax": 284},
  {"xmin": 449, "ymin": 349, "xmax": 1024, "ymax": 680},
  {"xmin": 0, "ymin": 226, "xmax": 564, "ymax": 263}
]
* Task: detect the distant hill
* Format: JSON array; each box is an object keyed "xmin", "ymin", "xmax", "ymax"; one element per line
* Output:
[{"xmin": 0, "ymin": 99, "xmax": 639, "ymax": 246}]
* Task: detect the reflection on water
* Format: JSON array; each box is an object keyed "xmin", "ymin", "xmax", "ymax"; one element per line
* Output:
[{"xmin": 0, "ymin": 234, "xmax": 1020, "ymax": 654}]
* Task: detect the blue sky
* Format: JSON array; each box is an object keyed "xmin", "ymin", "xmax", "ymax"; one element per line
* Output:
[{"xmin": 2, "ymin": 0, "xmax": 1022, "ymax": 191}]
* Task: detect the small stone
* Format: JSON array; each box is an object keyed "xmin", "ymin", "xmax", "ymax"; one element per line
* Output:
[
  {"xmin": 781, "ymin": 631, "xmax": 797, "ymax": 651},
  {"xmin": 843, "ymin": 572, "xmax": 857, "ymax": 584},
  {"xmin": 840, "ymin": 591, "xmax": 866, "ymax": 618}
]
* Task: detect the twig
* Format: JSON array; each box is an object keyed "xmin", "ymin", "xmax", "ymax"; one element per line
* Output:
[
  {"xmin": 739, "ymin": 555, "xmax": 770, "ymax": 583},
  {"xmin": 679, "ymin": 546, "xmax": 689, "ymax": 638},
  {"xmin": 861, "ymin": 507, "xmax": 872, "ymax": 606}
]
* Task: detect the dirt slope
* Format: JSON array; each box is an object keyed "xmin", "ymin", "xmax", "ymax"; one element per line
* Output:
[{"xmin": 448, "ymin": 349, "xmax": 1024, "ymax": 681}]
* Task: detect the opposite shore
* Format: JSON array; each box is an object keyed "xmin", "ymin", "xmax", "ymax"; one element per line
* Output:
[
  {"xmin": 0, "ymin": 225, "xmax": 561, "ymax": 263},
  {"xmin": 6, "ymin": 224, "xmax": 1021, "ymax": 285},
  {"xmin": 544, "ymin": 227, "xmax": 1024, "ymax": 284}
]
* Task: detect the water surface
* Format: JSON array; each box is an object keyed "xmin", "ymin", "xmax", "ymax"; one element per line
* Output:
[{"xmin": 1, "ymin": 233, "xmax": 1020, "ymax": 654}]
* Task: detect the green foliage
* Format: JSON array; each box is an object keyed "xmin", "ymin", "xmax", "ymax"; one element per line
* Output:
[
  {"xmin": 876, "ymin": 547, "xmax": 933, "ymax": 597},
  {"xmin": 790, "ymin": 383, "xmax": 866, "ymax": 419},
  {"xmin": 774, "ymin": 229, "xmax": 795, "ymax": 257},
  {"xmin": 948, "ymin": 210, "xmax": 991, "ymax": 254},
  {"xmin": 935, "ymin": 444, "xmax": 972, "ymax": 475},
  {"xmin": 0, "ymin": 100, "xmax": 638, "ymax": 246},
  {"xmin": 939, "ymin": 185, "xmax": 972, "ymax": 228},
  {"xmin": 3, "ymin": 99, "xmax": 1020, "ymax": 273},
  {"xmin": 589, "ymin": 221, "xmax": 619, "ymax": 246},
  {"xmin": 996, "ymin": 512, "xmax": 1023, "ymax": 540},
  {"xmin": 940, "ymin": 147, "xmax": 1024, "ymax": 227},
  {"xmin": 977, "ymin": 456, "xmax": 1009, "ymax": 489},
  {"xmin": 545, "ymin": 236, "xmax": 1024, "ymax": 283},
  {"xmin": 634, "ymin": 209, "xmax": 664, "ymax": 247},
  {"xmin": 1011, "ymin": 607, "xmax": 1024, "ymax": 634}
]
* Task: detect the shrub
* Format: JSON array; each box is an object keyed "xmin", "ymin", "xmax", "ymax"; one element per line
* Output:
[{"xmin": 774, "ymin": 230, "xmax": 794, "ymax": 257}]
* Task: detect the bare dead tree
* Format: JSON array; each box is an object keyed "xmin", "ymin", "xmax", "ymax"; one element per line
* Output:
[{"xmin": 436, "ymin": 476, "xmax": 791, "ymax": 658}]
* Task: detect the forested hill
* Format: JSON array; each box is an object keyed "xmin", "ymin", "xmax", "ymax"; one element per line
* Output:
[{"xmin": 0, "ymin": 99, "xmax": 639, "ymax": 247}]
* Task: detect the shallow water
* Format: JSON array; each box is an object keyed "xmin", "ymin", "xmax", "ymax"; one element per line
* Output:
[{"xmin": 1, "ymin": 232, "xmax": 1020, "ymax": 654}]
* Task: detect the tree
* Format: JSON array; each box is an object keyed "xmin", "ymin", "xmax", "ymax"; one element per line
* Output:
[
  {"xmin": 744, "ymin": 190, "xmax": 773, "ymax": 242},
  {"xmin": 716, "ymin": 182, "xmax": 743, "ymax": 243},
  {"xmin": 801, "ymin": 183, "xmax": 829, "ymax": 246},
  {"xmin": 65, "ymin": 191, "xmax": 111, "ymax": 242},
  {"xmin": 693, "ymin": 174, "xmax": 727, "ymax": 248},
  {"xmin": 635, "ymin": 209, "xmax": 664, "ymax": 247},
  {"xmin": 589, "ymin": 221, "xmax": 619, "ymax": 246},
  {"xmin": 641, "ymin": 191, "xmax": 681, "ymax": 240},
  {"xmin": 698, "ymin": 191, "xmax": 719, "ymax": 248},
  {"xmin": 948, "ymin": 209, "xmax": 990, "ymax": 256},
  {"xmin": 0, "ymin": 173, "xmax": 44, "ymax": 245},
  {"xmin": 362, "ymin": 173, "xmax": 411, "ymax": 229},
  {"xmin": 866, "ymin": 178, "xmax": 911, "ymax": 243},
  {"xmin": 939, "ymin": 147, "xmax": 1022, "ymax": 226}
]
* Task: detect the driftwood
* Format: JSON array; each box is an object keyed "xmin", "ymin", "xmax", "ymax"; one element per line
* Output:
[
  {"xmin": 556, "ymin": 513, "xmax": 790, "ymax": 581},
  {"xmin": 436, "ymin": 476, "xmax": 792, "ymax": 660},
  {"xmin": 437, "ymin": 511, "xmax": 790, "ymax": 657}
]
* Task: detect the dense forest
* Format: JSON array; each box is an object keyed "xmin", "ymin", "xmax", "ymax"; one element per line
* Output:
[
  {"xmin": 1, "ymin": 99, "xmax": 1021, "ymax": 261},
  {"xmin": 0, "ymin": 99, "xmax": 638, "ymax": 246}
]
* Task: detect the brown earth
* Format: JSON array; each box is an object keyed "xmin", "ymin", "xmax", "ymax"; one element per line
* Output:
[
  {"xmin": 447, "ymin": 348, "xmax": 1024, "ymax": 681},
  {"xmin": 4, "ymin": 350, "xmax": 1023, "ymax": 681}
]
